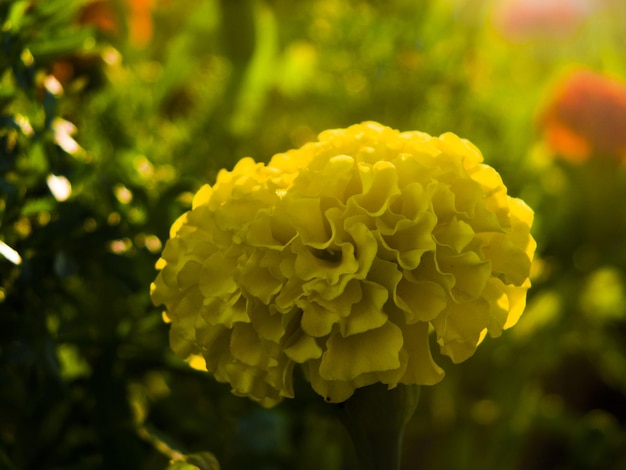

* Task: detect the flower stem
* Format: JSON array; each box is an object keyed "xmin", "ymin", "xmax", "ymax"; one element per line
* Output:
[{"xmin": 335, "ymin": 383, "xmax": 420, "ymax": 470}]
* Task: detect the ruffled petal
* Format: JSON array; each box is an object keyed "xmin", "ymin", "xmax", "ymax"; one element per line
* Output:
[
  {"xmin": 395, "ymin": 278, "xmax": 447, "ymax": 323},
  {"xmin": 307, "ymin": 360, "xmax": 357, "ymax": 403},
  {"xmin": 338, "ymin": 280, "xmax": 389, "ymax": 336},
  {"xmin": 352, "ymin": 160, "xmax": 401, "ymax": 216},
  {"xmin": 230, "ymin": 323, "xmax": 268, "ymax": 367},
  {"xmin": 284, "ymin": 330, "xmax": 323, "ymax": 363},
  {"xmin": 432, "ymin": 299, "xmax": 491, "ymax": 363},
  {"xmin": 319, "ymin": 321, "xmax": 403, "ymax": 381},
  {"xmin": 400, "ymin": 321, "xmax": 445, "ymax": 385},
  {"xmin": 299, "ymin": 300, "xmax": 341, "ymax": 337}
]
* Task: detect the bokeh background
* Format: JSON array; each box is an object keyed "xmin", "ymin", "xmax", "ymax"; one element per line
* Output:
[{"xmin": 2, "ymin": 0, "xmax": 626, "ymax": 469}]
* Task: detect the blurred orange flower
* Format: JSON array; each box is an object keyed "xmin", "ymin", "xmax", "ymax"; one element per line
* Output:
[
  {"xmin": 79, "ymin": 0, "xmax": 155, "ymax": 48},
  {"xmin": 127, "ymin": 0, "xmax": 154, "ymax": 49},
  {"xmin": 79, "ymin": 1, "xmax": 118, "ymax": 35},
  {"xmin": 493, "ymin": 0, "xmax": 594, "ymax": 41},
  {"xmin": 540, "ymin": 70, "xmax": 626, "ymax": 163}
]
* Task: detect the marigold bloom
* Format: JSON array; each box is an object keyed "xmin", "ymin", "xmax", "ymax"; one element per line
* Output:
[
  {"xmin": 540, "ymin": 70, "xmax": 626, "ymax": 163},
  {"xmin": 151, "ymin": 122, "xmax": 536, "ymax": 407}
]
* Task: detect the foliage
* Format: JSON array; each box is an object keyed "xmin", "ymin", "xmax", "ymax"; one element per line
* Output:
[{"xmin": 1, "ymin": 0, "xmax": 626, "ymax": 469}]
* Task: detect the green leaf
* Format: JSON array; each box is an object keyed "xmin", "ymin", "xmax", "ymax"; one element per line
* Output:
[
  {"xmin": 4, "ymin": 1, "xmax": 30, "ymax": 31},
  {"xmin": 29, "ymin": 28, "xmax": 95, "ymax": 60},
  {"xmin": 21, "ymin": 197, "xmax": 56, "ymax": 216},
  {"xmin": 166, "ymin": 452, "xmax": 220, "ymax": 470},
  {"xmin": 166, "ymin": 463, "xmax": 200, "ymax": 470},
  {"xmin": 27, "ymin": 141, "xmax": 49, "ymax": 174},
  {"xmin": 185, "ymin": 452, "xmax": 221, "ymax": 470}
]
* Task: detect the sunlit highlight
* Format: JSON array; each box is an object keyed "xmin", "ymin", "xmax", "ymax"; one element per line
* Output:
[
  {"xmin": 47, "ymin": 174, "xmax": 72, "ymax": 202},
  {"xmin": 0, "ymin": 241, "xmax": 22, "ymax": 265}
]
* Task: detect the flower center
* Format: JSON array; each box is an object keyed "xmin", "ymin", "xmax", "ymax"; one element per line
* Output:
[{"xmin": 310, "ymin": 247, "xmax": 343, "ymax": 263}]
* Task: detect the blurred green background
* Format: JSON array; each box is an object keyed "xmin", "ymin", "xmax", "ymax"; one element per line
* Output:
[{"xmin": 2, "ymin": 0, "xmax": 626, "ymax": 469}]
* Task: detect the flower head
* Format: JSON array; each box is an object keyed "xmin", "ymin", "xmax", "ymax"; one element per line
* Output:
[
  {"xmin": 151, "ymin": 122, "xmax": 535, "ymax": 407},
  {"xmin": 540, "ymin": 70, "xmax": 626, "ymax": 163}
]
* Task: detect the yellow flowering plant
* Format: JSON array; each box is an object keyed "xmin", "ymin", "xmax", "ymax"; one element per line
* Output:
[
  {"xmin": 151, "ymin": 121, "xmax": 534, "ymax": 403},
  {"xmin": 151, "ymin": 122, "xmax": 535, "ymax": 468}
]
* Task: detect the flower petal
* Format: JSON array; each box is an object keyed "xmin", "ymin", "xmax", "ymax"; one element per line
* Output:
[
  {"xmin": 339, "ymin": 280, "xmax": 389, "ymax": 336},
  {"xmin": 320, "ymin": 321, "xmax": 403, "ymax": 380},
  {"xmin": 400, "ymin": 321, "xmax": 445, "ymax": 385},
  {"xmin": 433, "ymin": 299, "xmax": 491, "ymax": 363},
  {"xmin": 284, "ymin": 331, "xmax": 322, "ymax": 363},
  {"xmin": 352, "ymin": 160, "xmax": 401, "ymax": 216},
  {"xmin": 395, "ymin": 278, "xmax": 447, "ymax": 323}
]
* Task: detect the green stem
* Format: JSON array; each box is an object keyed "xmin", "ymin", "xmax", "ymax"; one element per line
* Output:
[{"xmin": 334, "ymin": 383, "xmax": 420, "ymax": 470}]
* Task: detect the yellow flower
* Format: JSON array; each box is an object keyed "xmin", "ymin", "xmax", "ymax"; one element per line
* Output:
[{"xmin": 151, "ymin": 122, "xmax": 536, "ymax": 407}]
